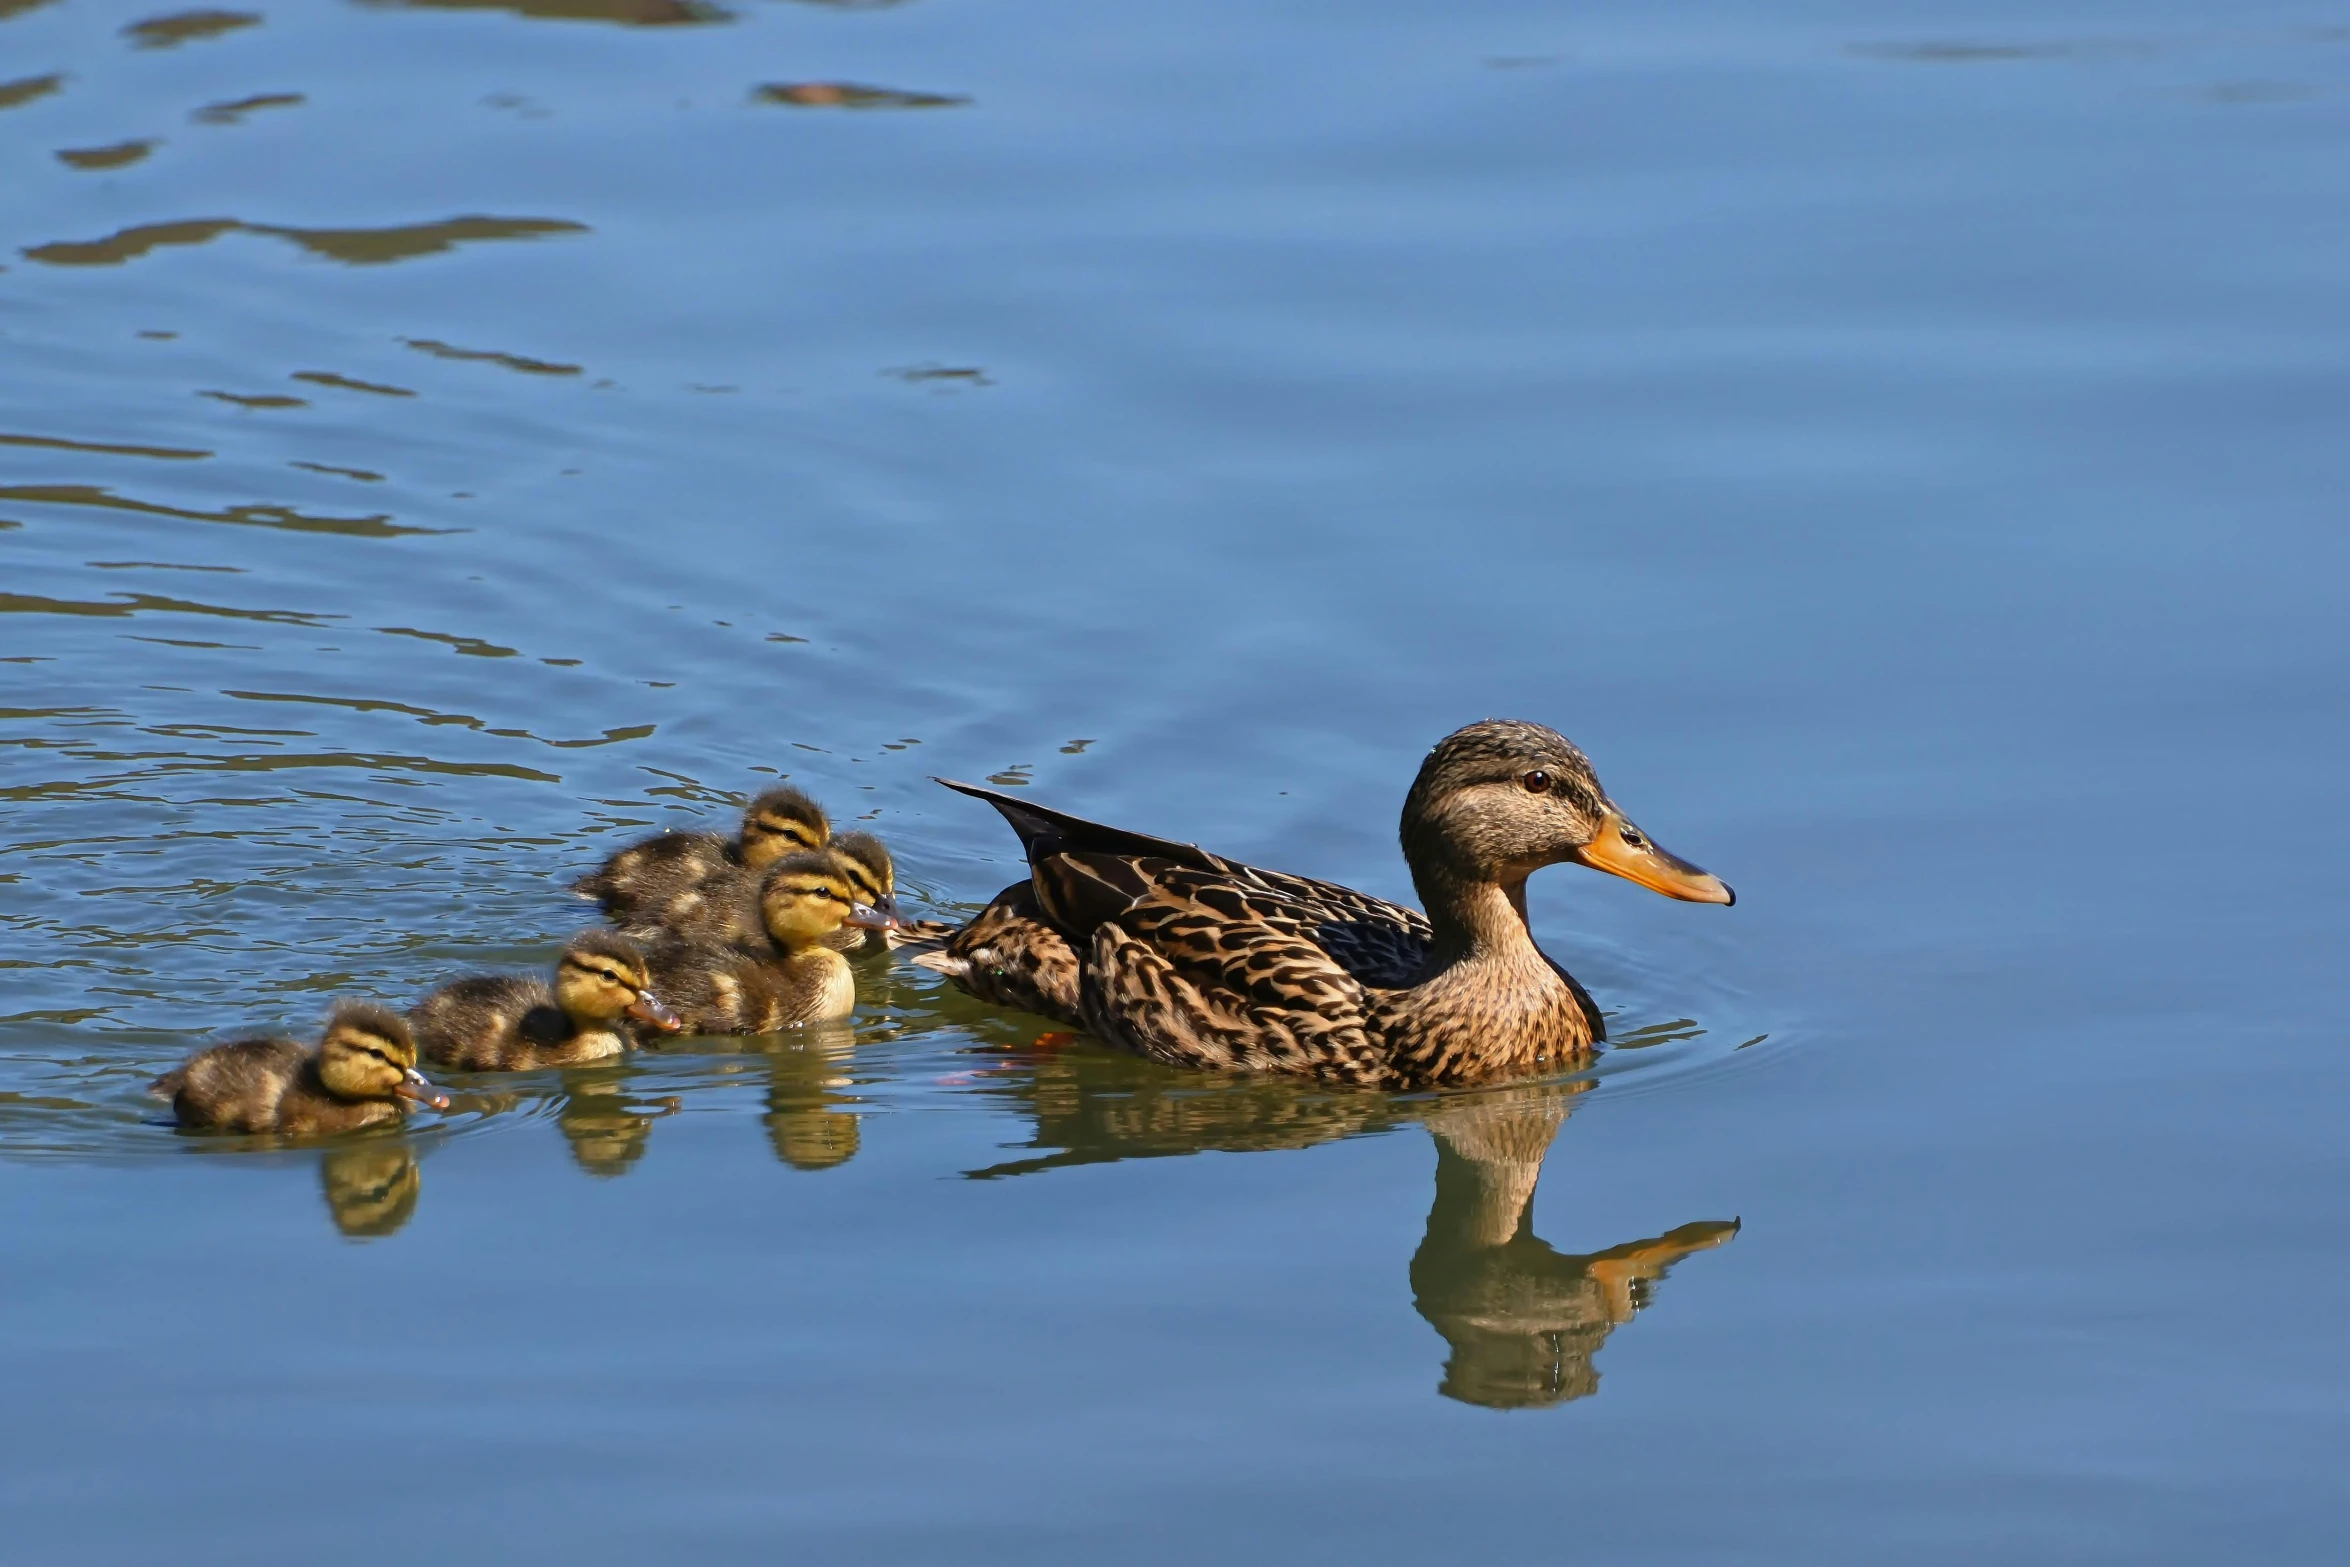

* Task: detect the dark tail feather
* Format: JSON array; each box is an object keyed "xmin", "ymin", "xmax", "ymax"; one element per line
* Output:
[{"xmin": 932, "ymin": 778, "xmax": 1218, "ymax": 871}]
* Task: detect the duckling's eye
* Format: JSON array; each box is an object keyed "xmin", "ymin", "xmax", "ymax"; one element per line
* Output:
[{"xmin": 1521, "ymin": 770, "xmax": 1552, "ymax": 794}]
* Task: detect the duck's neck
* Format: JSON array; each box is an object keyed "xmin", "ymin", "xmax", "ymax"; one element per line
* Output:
[
  {"xmin": 1413, "ymin": 863, "xmax": 1544, "ymax": 974},
  {"xmin": 1388, "ymin": 856, "xmax": 1596, "ymax": 1083}
]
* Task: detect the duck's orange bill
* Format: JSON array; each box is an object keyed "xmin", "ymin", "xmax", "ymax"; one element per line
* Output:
[
  {"xmin": 1571, "ymin": 817, "xmax": 1735, "ymax": 906},
  {"xmin": 395, "ymin": 1068, "xmax": 452, "ymax": 1111}
]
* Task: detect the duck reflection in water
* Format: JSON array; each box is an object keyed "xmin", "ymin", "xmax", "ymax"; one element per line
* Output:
[
  {"xmin": 1414, "ymin": 1085, "xmax": 1736, "ymax": 1408},
  {"xmin": 959, "ymin": 1043, "xmax": 1734, "ymax": 1408},
  {"xmin": 317, "ymin": 1141, "xmax": 421, "ymax": 1239}
]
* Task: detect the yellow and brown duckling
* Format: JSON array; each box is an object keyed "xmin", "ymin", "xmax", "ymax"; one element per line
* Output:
[
  {"xmin": 645, "ymin": 849, "xmax": 894, "ymax": 1032},
  {"xmin": 607, "ymin": 823, "xmax": 921, "ymax": 957},
  {"xmin": 149, "ymin": 1002, "xmax": 449, "ymax": 1135},
  {"xmin": 827, "ymin": 831, "xmax": 956, "ymax": 953},
  {"xmin": 410, "ymin": 928, "xmax": 681, "ymax": 1072},
  {"xmin": 917, "ymin": 719, "xmax": 1733, "ymax": 1090},
  {"xmin": 828, "ymin": 831, "xmax": 895, "ymax": 953},
  {"xmin": 571, "ymin": 786, "xmax": 829, "ymax": 926}
]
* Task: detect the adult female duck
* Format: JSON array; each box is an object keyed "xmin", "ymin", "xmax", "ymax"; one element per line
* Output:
[{"xmin": 919, "ymin": 720, "xmax": 1732, "ymax": 1089}]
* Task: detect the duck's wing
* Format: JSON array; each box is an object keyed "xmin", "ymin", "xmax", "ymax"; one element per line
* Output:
[
  {"xmin": 935, "ymin": 778, "xmax": 1433, "ymax": 988},
  {"xmin": 1238, "ymin": 866, "xmax": 1431, "ymax": 988},
  {"xmin": 1080, "ymin": 864, "xmax": 1395, "ymax": 1085}
]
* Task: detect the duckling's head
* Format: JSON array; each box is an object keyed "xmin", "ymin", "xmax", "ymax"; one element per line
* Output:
[
  {"xmin": 1400, "ymin": 720, "xmax": 1732, "ymax": 904},
  {"xmin": 831, "ymin": 831, "xmax": 898, "ymax": 920},
  {"xmin": 758, "ymin": 849, "xmax": 895, "ymax": 951},
  {"xmin": 739, "ymin": 786, "xmax": 830, "ymax": 870},
  {"xmin": 554, "ymin": 928, "xmax": 682, "ymax": 1033},
  {"xmin": 316, "ymin": 1003, "xmax": 448, "ymax": 1108}
]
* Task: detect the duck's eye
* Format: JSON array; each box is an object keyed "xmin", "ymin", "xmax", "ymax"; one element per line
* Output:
[
  {"xmin": 1619, "ymin": 824, "xmax": 1648, "ymax": 849},
  {"xmin": 1521, "ymin": 770, "xmax": 1552, "ymax": 794}
]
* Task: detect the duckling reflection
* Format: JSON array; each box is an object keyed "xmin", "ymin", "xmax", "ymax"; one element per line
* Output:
[
  {"xmin": 318, "ymin": 1141, "xmax": 420, "ymax": 1239},
  {"xmin": 1413, "ymin": 1085, "xmax": 1737, "ymax": 1409},
  {"xmin": 553, "ymin": 1069, "xmax": 677, "ymax": 1177},
  {"xmin": 760, "ymin": 1034, "xmax": 862, "ymax": 1170}
]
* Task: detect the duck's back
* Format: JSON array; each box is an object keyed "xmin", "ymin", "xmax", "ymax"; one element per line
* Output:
[
  {"xmin": 573, "ymin": 830, "xmax": 736, "ymax": 922},
  {"xmin": 644, "ymin": 939, "xmax": 854, "ymax": 1033},
  {"xmin": 412, "ymin": 973, "xmax": 603, "ymax": 1071},
  {"xmin": 944, "ymin": 778, "xmax": 1434, "ymax": 985},
  {"xmin": 613, "ymin": 862, "xmax": 765, "ymax": 951},
  {"xmin": 152, "ymin": 1037, "xmax": 307, "ymax": 1132}
]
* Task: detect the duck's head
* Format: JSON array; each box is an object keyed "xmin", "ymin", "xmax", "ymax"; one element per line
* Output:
[
  {"xmin": 316, "ymin": 1003, "xmax": 449, "ymax": 1108},
  {"xmin": 554, "ymin": 929, "xmax": 681, "ymax": 1033},
  {"xmin": 758, "ymin": 849, "xmax": 896, "ymax": 951},
  {"xmin": 1400, "ymin": 720, "xmax": 1732, "ymax": 905},
  {"xmin": 739, "ymin": 786, "xmax": 830, "ymax": 870},
  {"xmin": 831, "ymin": 831, "xmax": 899, "ymax": 923}
]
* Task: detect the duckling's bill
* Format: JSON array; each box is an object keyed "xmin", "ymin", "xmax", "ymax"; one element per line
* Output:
[
  {"xmin": 627, "ymin": 992, "xmax": 684, "ymax": 1033},
  {"xmin": 394, "ymin": 1067, "xmax": 452, "ymax": 1110}
]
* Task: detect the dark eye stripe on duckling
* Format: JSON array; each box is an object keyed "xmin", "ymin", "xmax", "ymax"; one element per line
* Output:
[
  {"xmin": 754, "ymin": 817, "xmax": 824, "ymax": 844},
  {"xmin": 559, "ymin": 955, "xmax": 641, "ymax": 990},
  {"xmin": 773, "ymin": 881, "xmax": 854, "ymax": 904},
  {"xmin": 336, "ymin": 1032, "xmax": 405, "ymax": 1063}
]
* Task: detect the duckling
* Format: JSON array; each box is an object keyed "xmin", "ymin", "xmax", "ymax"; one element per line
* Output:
[
  {"xmin": 645, "ymin": 849, "xmax": 892, "ymax": 1032},
  {"xmin": 149, "ymin": 1002, "xmax": 448, "ymax": 1135},
  {"xmin": 410, "ymin": 929, "xmax": 682, "ymax": 1072},
  {"xmin": 570, "ymin": 786, "xmax": 829, "ymax": 926},
  {"xmin": 819, "ymin": 830, "xmax": 961, "ymax": 953},
  {"xmin": 610, "ymin": 824, "xmax": 906, "ymax": 956}
]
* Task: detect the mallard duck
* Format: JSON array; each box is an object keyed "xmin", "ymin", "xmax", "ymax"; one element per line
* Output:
[
  {"xmin": 645, "ymin": 849, "xmax": 893, "ymax": 1032},
  {"xmin": 149, "ymin": 1002, "xmax": 449, "ymax": 1135},
  {"xmin": 570, "ymin": 786, "xmax": 828, "ymax": 925},
  {"xmin": 916, "ymin": 719, "xmax": 1732, "ymax": 1089},
  {"xmin": 410, "ymin": 929, "xmax": 682, "ymax": 1071}
]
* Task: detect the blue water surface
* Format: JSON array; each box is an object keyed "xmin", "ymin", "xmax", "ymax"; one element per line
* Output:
[{"xmin": 2, "ymin": 0, "xmax": 2347, "ymax": 1559}]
